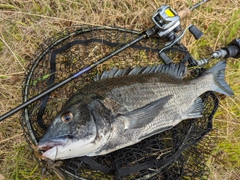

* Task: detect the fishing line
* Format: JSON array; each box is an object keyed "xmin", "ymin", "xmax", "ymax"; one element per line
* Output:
[{"xmin": 55, "ymin": 146, "xmax": 58, "ymax": 162}]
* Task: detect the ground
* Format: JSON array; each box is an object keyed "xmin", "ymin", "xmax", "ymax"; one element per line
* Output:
[{"xmin": 0, "ymin": 0, "xmax": 239, "ymax": 179}]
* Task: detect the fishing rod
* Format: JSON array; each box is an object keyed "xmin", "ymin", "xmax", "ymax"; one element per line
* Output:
[{"xmin": 0, "ymin": 0, "xmax": 209, "ymax": 122}]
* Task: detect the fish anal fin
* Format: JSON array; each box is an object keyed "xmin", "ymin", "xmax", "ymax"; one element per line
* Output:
[
  {"xmin": 186, "ymin": 97, "xmax": 204, "ymax": 119},
  {"xmin": 121, "ymin": 95, "xmax": 172, "ymax": 130}
]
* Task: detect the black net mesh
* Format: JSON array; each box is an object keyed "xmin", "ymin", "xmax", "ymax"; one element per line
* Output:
[{"xmin": 21, "ymin": 25, "xmax": 218, "ymax": 179}]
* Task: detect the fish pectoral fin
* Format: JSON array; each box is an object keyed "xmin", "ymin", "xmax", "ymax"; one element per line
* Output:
[
  {"xmin": 121, "ymin": 95, "xmax": 172, "ymax": 130},
  {"xmin": 186, "ymin": 97, "xmax": 204, "ymax": 118}
]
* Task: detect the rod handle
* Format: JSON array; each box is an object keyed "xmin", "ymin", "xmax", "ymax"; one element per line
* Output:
[{"xmin": 178, "ymin": 7, "xmax": 191, "ymax": 19}]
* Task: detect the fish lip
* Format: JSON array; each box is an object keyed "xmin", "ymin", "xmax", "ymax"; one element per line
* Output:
[
  {"xmin": 38, "ymin": 137, "xmax": 69, "ymax": 151},
  {"xmin": 38, "ymin": 141, "xmax": 62, "ymax": 151},
  {"xmin": 42, "ymin": 146, "xmax": 58, "ymax": 160}
]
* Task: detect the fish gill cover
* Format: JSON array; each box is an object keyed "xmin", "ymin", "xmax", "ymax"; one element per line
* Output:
[{"xmin": 21, "ymin": 25, "xmax": 219, "ymax": 179}]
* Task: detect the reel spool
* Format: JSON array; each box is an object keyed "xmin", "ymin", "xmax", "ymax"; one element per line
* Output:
[{"xmin": 21, "ymin": 25, "xmax": 218, "ymax": 179}]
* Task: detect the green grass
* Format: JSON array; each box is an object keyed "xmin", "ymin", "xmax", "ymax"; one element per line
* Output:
[{"xmin": 0, "ymin": 0, "xmax": 240, "ymax": 179}]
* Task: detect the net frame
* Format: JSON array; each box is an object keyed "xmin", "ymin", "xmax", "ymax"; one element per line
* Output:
[{"xmin": 21, "ymin": 25, "xmax": 218, "ymax": 179}]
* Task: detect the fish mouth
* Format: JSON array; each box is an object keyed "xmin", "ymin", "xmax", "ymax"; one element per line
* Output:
[{"xmin": 38, "ymin": 138, "xmax": 68, "ymax": 151}]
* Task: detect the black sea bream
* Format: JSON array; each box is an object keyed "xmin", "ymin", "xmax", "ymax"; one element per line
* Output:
[{"xmin": 38, "ymin": 61, "xmax": 233, "ymax": 160}]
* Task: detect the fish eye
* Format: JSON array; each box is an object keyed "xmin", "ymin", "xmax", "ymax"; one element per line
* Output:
[{"xmin": 61, "ymin": 112, "xmax": 73, "ymax": 122}]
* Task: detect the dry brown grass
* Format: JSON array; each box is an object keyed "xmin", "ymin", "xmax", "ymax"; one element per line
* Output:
[{"xmin": 0, "ymin": 0, "xmax": 239, "ymax": 179}]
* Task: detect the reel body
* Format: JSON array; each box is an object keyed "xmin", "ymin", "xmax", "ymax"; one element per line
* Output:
[{"xmin": 152, "ymin": 5, "xmax": 181, "ymax": 40}]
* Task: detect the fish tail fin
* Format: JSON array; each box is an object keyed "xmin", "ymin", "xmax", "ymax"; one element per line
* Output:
[{"xmin": 205, "ymin": 60, "xmax": 234, "ymax": 96}]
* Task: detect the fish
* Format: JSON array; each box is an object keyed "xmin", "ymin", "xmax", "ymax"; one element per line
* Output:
[{"xmin": 38, "ymin": 60, "xmax": 234, "ymax": 160}]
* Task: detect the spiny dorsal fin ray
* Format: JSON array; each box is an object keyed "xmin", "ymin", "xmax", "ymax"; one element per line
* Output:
[{"xmin": 94, "ymin": 63, "xmax": 187, "ymax": 81}]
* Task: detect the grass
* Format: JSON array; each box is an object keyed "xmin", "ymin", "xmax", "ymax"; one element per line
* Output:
[{"xmin": 0, "ymin": 0, "xmax": 239, "ymax": 179}]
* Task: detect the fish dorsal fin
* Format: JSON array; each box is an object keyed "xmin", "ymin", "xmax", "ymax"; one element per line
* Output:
[{"xmin": 94, "ymin": 63, "xmax": 187, "ymax": 81}]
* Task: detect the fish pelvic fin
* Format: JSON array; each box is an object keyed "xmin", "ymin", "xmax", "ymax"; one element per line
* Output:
[
  {"xmin": 121, "ymin": 95, "xmax": 172, "ymax": 130},
  {"xmin": 205, "ymin": 60, "xmax": 234, "ymax": 96}
]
